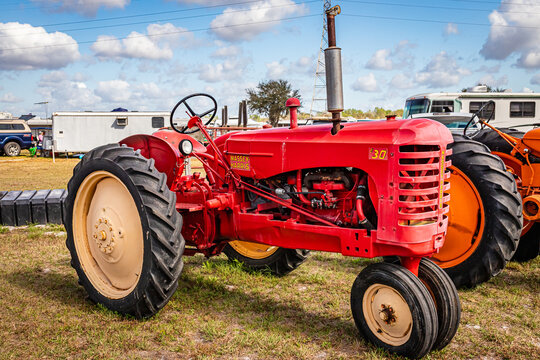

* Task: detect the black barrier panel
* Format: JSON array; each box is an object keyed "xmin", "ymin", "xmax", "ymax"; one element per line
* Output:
[
  {"xmin": 46, "ymin": 189, "xmax": 66, "ymax": 224},
  {"xmin": 31, "ymin": 189, "xmax": 51, "ymax": 225},
  {"xmin": 0, "ymin": 191, "xmax": 22, "ymax": 226},
  {"xmin": 15, "ymin": 190, "xmax": 37, "ymax": 225},
  {"xmin": 0, "ymin": 191, "xmax": 7, "ymax": 224}
]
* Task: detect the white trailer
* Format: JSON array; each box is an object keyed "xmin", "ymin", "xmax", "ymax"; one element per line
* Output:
[
  {"xmin": 52, "ymin": 111, "xmax": 171, "ymax": 153},
  {"xmin": 404, "ymin": 86, "xmax": 540, "ymax": 130}
]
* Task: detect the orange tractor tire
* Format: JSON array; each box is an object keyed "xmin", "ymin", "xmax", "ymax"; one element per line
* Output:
[
  {"xmin": 474, "ymin": 128, "xmax": 540, "ymax": 262},
  {"xmin": 64, "ymin": 144, "xmax": 185, "ymax": 318},
  {"xmin": 430, "ymin": 135, "xmax": 522, "ymax": 288},
  {"xmin": 223, "ymin": 242, "xmax": 310, "ymax": 276}
]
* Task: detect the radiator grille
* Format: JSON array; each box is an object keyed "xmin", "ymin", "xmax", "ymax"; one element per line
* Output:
[{"xmin": 397, "ymin": 145, "xmax": 451, "ymax": 226}]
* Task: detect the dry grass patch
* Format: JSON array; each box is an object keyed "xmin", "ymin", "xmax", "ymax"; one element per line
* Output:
[
  {"xmin": 0, "ymin": 227, "xmax": 538, "ymax": 359},
  {"xmin": 0, "ymin": 154, "xmax": 78, "ymax": 191}
]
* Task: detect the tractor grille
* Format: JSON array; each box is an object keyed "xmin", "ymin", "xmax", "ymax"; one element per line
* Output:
[{"xmin": 397, "ymin": 145, "xmax": 451, "ymax": 226}]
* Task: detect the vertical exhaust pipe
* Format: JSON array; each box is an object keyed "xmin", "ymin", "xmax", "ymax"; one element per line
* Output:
[{"xmin": 325, "ymin": 5, "xmax": 343, "ymax": 135}]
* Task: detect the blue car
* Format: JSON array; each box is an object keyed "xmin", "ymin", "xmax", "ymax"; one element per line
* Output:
[{"xmin": 0, "ymin": 119, "xmax": 33, "ymax": 156}]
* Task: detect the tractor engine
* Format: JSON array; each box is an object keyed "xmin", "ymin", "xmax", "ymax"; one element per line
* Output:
[{"xmin": 249, "ymin": 168, "xmax": 375, "ymax": 229}]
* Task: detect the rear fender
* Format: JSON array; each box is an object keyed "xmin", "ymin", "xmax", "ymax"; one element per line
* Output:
[{"xmin": 120, "ymin": 134, "xmax": 181, "ymax": 188}]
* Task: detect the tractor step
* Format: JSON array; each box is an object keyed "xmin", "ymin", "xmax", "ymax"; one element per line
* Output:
[{"xmin": 0, "ymin": 189, "xmax": 67, "ymax": 226}]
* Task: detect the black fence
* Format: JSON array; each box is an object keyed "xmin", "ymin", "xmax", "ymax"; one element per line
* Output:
[{"xmin": 0, "ymin": 189, "xmax": 66, "ymax": 226}]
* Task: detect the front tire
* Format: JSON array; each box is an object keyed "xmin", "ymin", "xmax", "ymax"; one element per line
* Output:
[
  {"xmin": 351, "ymin": 262, "xmax": 438, "ymax": 359},
  {"xmin": 64, "ymin": 144, "xmax": 185, "ymax": 318},
  {"xmin": 432, "ymin": 135, "xmax": 522, "ymax": 288},
  {"xmin": 223, "ymin": 241, "xmax": 309, "ymax": 276},
  {"xmin": 3, "ymin": 141, "xmax": 21, "ymax": 156}
]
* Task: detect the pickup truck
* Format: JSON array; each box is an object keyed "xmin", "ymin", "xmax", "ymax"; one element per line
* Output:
[{"xmin": 0, "ymin": 119, "xmax": 33, "ymax": 156}]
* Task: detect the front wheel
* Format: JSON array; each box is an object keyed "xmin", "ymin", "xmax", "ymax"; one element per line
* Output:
[
  {"xmin": 3, "ymin": 141, "xmax": 21, "ymax": 156},
  {"xmin": 223, "ymin": 241, "xmax": 309, "ymax": 276},
  {"xmin": 64, "ymin": 144, "xmax": 185, "ymax": 318},
  {"xmin": 351, "ymin": 262, "xmax": 438, "ymax": 359}
]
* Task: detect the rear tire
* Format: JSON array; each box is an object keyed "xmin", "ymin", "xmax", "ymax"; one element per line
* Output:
[
  {"xmin": 351, "ymin": 262, "xmax": 438, "ymax": 359},
  {"xmin": 432, "ymin": 135, "xmax": 522, "ymax": 288},
  {"xmin": 474, "ymin": 128, "xmax": 539, "ymax": 262},
  {"xmin": 65, "ymin": 144, "xmax": 185, "ymax": 318},
  {"xmin": 3, "ymin": 141, "xmax": 21, "ymax": 156},
  {"xmin": 223, "ymin": 241, "xmax": 309, "ymax": 276}
]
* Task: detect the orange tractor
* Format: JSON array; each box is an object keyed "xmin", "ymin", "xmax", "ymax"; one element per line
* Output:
[{"xmin": 469, "ymin": 101, "xmax": 540, "ymax": 262}]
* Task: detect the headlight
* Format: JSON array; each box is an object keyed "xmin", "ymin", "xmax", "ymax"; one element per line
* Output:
[{"xmin": 179, "ymin": 139, "xmax": 193, "ymax": 156}]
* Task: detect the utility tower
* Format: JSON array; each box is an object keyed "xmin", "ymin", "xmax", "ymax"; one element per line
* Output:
[{"xmin": 309, "ymin": 0, "xmax": 332, "ymax": 119}]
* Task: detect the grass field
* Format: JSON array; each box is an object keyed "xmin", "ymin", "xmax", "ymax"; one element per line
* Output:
[
  {"xmin": 0, "ymin": 156, "xmax": 539, "ymax": 359},
  {"xmin": 0, "ymin": 152, "xmax": 79, "ymax": 191}
]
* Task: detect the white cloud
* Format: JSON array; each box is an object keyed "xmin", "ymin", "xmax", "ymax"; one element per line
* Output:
[
  {"xmin": 531, "ymin": 73, "xmax": 540, "ymax": 85},
  {"xmin": 198, "ymin": 57, "xmax": 251, "ymax": 82},
  {"xmin": 32, "ymin": 0, "xmax": 129, "ymax": 17},
  {"xmin": 91, "ymin": 23, "xmax": 193, "ymax": 60},
  {"xmin": 477, "ymin": 74, "xmax": 508, "ymax": 88},
  {"xmin": 366, "ymin": 49, "xmax": 392, "ymax": 70},
  {"xmin": 351, "ymin": 73, "xmax": 380, "ymax": 92},
  {"xmin": 389, "ymin": 73, "xmax": 414, "ymax": 90},
  {"xmin": 365, "ymin": 41, "xmax": 416, "ymax": 71},
  {"xmin": 265, "ymin": 56, "xmax": 314, "ymax": 79},
  {"xmin": 415, "ymin": 52, "xmax": 470, "ymax": 88},
  {"xmin": 481, "ymin": 0, "xmax": 540, "ymax": 68},
  {"xmin": 37, "ymin": 71, "xmax": 101, "ymax": 110},
  {"xmin": 0, "ymin": 22, "xmax": 79, "ymax": 70},
  {"xmin": 210, "ymin": 0, "xmax": 307, "ymax": 41},
  {"xmin": 522, "ymin": 87, "xmax": 534, "ymax": 93},
  {"xmin": 95, "ymin": 80, "xmax": 131, "ymax": 102},
  {"xmin": 212, "ymin": 44, "xmax": 242, "ymax": 58},
  {"xmin": 266, "ymin": 60, "xmax": 287, "ymax": 79},
  {"xmin": 0, "ymin": 93, "xmax": 23, "ymax": 103},
  {"xmin": 444, "ymin": 23, "xmax": 459, "ymax": 36}
]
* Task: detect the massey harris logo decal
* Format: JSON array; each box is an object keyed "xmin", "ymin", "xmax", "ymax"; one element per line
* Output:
[
  {"xmin": 368, "ymin": 148, "xmax": 388, "ymax": 160},
  {"xmin": 439, "ymin": 149, "xmax": 445, "ymax": 209},
  {"xmin": 230, "ymin": 155, "xmax": 250, "ymax": 171}
]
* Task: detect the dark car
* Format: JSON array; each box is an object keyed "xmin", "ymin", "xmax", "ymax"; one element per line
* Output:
[{"xmin": 0, "ymin": 119, "xmax": 33, "ymax": 156}]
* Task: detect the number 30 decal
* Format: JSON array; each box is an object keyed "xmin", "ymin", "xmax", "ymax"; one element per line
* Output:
[{"xmin": 369, "ymin": 148, "xmax": 388, "ymax": 160}]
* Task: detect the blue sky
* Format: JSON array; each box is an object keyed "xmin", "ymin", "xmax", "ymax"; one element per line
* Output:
[{"xmin": 0, "ymin": 0, "xmax": 539, "ymax": 118}]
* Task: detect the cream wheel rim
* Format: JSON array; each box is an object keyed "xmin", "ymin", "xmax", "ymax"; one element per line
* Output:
[
  {"xmin": 228, "ymin": 240, "xmax": 279, "ymax": 259},
  {"xmin": 362, "ymin": 284, "xmax": 413, "ymax": 346},
  {"xmin": 73, "ymin": 170, "xmax": 144, "ymax": 299}
]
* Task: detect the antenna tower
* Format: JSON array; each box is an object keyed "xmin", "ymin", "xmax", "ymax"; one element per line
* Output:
[{"xmin": 309, "ymin": 0, "xmax": 332, "ymax": 118}]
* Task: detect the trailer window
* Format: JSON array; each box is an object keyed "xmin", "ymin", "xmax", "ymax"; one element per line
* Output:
[
  {"xmin": 431, "ymin": 100, "xmax": 454, "ymax": 113},
  {"xmin": 152, "ymin": 117, "xmax": 164, "ymax": 128},
  {"xmin": 469, "ymin": 102, "xmax": 495, "ymax": 120},
  {"xmin": 0, "ymin": 124, "xmax": 10, "ymax": 130},
  {"xmin": 403, "ymin": 99, "xmax": 429, "ymax": 118},
  {"xmin": 12, "ymin": 123, "xmax": 25, "ymax": 130},
  {"xmin": 510, "ymin": 102, "xmax": 535, "ymax": 117},
  {"xmin": 116, "ymin": 117, "xmax": 128, "ymax": 126}
]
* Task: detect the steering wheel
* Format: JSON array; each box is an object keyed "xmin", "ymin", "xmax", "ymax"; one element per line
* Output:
[
  {"xmin": 170, "ymin": 93, "xmax": 218, "ymax": 134},
  {"xmin": 463, "ymin": 100, "xmax": 495, "ymax": 137}
]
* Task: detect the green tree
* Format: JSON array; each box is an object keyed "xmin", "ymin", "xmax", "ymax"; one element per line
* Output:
[{"xmin": 246, "ymin": 80, "xmax": 301, "ymax": 127}]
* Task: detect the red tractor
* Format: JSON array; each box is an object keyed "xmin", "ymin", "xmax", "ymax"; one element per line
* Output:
[
  {"xmin": 64, "ymin": 92, "xmax": 460, "ymax": 358},
  {"xmin": 63, "ymin": 8, "xmax": 459, "ymax": 358}
]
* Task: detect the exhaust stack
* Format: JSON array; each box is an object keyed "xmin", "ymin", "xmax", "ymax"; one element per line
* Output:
[{"xmin": 325, "ymin": 5, "xmax": 343, "ymax": 135}]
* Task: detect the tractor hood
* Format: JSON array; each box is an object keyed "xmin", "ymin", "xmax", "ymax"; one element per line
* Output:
[{"xmin": 221, "ymin": 118, "xmax": 453, "ymax": 179}]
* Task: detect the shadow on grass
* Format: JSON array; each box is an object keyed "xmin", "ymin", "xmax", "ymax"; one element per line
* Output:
[
  {"xmin": 5, "ymin": 269, "xmax": 86, "ymax": 307},
  {"xmin": 174, "ymin": 266, "xmax": 361, "ymax": 344}
]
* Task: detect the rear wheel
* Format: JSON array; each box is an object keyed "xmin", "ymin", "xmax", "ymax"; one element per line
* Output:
[
  {"xmin": 432, "ymin": 135, "xmax": 522, "ymax": 288},
  {"xmin": 64, "ymin": 144, "xmax": 185, "ymax": 318},
  {"xmin": 3, "ymin": 141, "xmax": 21, "ymax": 156},
  {"xmin": 223, "ymin": 241, "xmax": 309, "ymax": 276},
  {"xmin": 474, "ymin": 128, "xmax": 539, "ymax": 262},
  {"xmin": 351, "ymin": 262, "xmax": 438, "ymax": 359}
]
